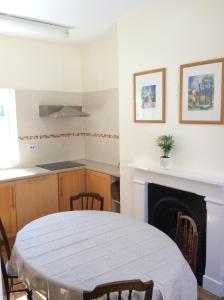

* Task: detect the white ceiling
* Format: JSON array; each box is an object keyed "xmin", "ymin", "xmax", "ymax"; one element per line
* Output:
[{"xmin": 0, "ymin": 0, "xmax": 154, "ymax": 43}]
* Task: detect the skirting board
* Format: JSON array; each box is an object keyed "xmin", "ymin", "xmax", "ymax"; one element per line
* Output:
[{"xmin": 203, "ymin": 275, "xmax": 224, "ymax": 297}]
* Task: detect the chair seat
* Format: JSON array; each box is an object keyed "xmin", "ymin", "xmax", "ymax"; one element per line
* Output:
[{"xmin": 6, "ymin": 261, "xmax": 18, "ymax": 278}]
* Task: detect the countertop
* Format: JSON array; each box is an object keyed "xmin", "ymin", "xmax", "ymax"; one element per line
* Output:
[{"xmin": 0, "ymin": 159, "xmax": 119, "ymax": 183}]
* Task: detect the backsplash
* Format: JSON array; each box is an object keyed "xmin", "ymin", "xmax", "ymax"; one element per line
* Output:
[
  {"xmin": 15, "ymin": 90, "xmax": 84, "ymax": 167},
  {"xmin": 83, "ymin": 88, "xmax": 119, "ymax": 165},
  {"xmin": 15, "ymin": 89, "xmax": 119, "ymax": 167}
]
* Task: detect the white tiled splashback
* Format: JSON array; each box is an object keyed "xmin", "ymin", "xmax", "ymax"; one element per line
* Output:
[
  {"xmin": 83, "ymin": 88, "xmax": 119, "ymax": 165},
  {"xmin": 15, "ymin": 89, "xmax": 119, "ymax": 167}
]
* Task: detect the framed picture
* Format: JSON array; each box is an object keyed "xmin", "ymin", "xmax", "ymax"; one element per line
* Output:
[
  {"xmin": 179, "ymin": 58, "xmax": 224, "ymax": 124},
  {"xmin": 133, "ymin": 68, "xmax": 166, "ymax": 123}
]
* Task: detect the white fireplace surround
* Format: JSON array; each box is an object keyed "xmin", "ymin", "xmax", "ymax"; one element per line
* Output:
[{"xmin": 128, "ymin": 162, "xmax": 224, "ymax": 297}]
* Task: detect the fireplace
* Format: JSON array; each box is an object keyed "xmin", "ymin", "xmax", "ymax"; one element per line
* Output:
[
  {"xmin": 129, "ymin": 161, "xmax": 224, "ymax": 297},
  {"xmin": 148, "ymin": 183, "xmax": 207, "ymax": 284}
]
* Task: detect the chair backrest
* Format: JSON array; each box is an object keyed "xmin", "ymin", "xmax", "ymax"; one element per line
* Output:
[
  {"xmin": 176, "ymin": 211, "xmax": 198, "ymax": 274},
  {"xmin": 83, "ymin": 280, "xmax": 154, "ymax": 300},
  {"xmin": 0, "ymin": 238, "xmax": 11, "ymax": 297},
  {"xmin": 0, "ymin": 217, "xmax": 11, "ymax": 261},
  {"xmin": 70, "ymin": 192, "xmax": 104, "ymax": 211}
]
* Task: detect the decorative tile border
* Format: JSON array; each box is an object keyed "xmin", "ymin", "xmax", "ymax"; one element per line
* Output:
[
  {"xmin": 18, "ymin": 132, "xmax": 119, "ymax": 141},
  {"xmin": 82, "ymin": 133, "xmax": 119, "ymax": 139}
]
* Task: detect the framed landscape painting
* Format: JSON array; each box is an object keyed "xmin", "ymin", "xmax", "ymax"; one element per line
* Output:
[
  {"xmin": 133, "ymin": 68, "xmax": 166, "ymax": 123},
  {"xmin": 179, "ymin": 58, "xmax": 224, "ymax": 124}
]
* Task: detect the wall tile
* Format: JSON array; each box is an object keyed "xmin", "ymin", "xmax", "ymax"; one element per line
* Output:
[{"xmin": 83, "ymin": 88, "xmax": 119, "ymax": 164}]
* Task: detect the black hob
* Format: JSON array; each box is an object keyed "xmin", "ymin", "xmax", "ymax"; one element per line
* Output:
[{"xmin": 37, "ymin": 161, "xmax": 86, "ymax": 171}]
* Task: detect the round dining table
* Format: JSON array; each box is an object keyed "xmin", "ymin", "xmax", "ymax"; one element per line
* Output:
[{"xmin": 10, "ymin": 211, "xmax": 197, "ymax": 300}]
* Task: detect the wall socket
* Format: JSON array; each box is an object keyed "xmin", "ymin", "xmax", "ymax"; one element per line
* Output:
[{"xmin": 27, "ymin": 143, "xmax": 39, "ymax": 151}]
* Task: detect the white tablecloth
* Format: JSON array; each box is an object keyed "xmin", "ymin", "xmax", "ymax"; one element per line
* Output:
[{"xmin": 10, "ymin": 211, "xmax": 197, "ymax": 300}]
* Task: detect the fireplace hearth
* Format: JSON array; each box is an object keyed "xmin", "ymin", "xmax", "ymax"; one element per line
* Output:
[{"xmin": 148, "ymin": 183, "xmax": 207, "ymax": 284}]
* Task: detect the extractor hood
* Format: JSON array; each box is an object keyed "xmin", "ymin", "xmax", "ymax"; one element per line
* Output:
[{"xmin": 39, "ymin": 105, "xmax": 90, "ymax": 118}]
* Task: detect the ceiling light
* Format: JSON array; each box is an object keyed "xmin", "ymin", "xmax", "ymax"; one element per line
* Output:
[{"xmin": 0, "ymin": 12, "xmax": 75, "ymax": 39}]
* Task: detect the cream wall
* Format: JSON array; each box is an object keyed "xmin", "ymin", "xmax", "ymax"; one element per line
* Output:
[
  {"xmin": 81, "ymin": 27, "xmax": 119, "ymax": 165},
  {"xmin": 81, "ymin": 27, "xmax": 118, "ymax": 92},
  {"xmin": 118, "ymin": 0, "xmax": 224, "ymax": 216},
  {"xmin": 0, "ymin": 35, "xmax": 82, "ymax": 92}
]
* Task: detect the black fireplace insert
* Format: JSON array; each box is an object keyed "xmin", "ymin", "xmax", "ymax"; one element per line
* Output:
[{"xmin": 148, "ymin": 183, "xmax": 207, "ymax": 284}]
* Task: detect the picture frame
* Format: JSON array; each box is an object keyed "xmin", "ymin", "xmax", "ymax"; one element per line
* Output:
[
  {"xmin": 179, "ymin": 58, "xmax": 224, "ymax": 124},
  {"xmin": 133, "ymin": 68, "xmax": 166, "ymax": 123}
]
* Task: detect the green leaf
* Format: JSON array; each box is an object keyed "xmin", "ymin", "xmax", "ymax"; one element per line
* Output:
[{"xmin": 156, "ymin": 135, "xmax": 175, "ymax": 157}]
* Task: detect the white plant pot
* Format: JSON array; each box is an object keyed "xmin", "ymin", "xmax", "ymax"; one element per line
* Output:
[{"xmin": 160, "ymin": 157, "xmax": 172, "ymax": 169}]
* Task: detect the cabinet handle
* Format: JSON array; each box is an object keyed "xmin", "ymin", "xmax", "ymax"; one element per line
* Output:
[{"xmin": 11, "ymin": 186, "xmax": 15, "ymax": 209}]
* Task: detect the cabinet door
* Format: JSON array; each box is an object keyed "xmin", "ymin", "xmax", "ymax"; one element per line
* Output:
[
  {"xmin": 59, "ymin": 169, "xmax": 86, "ymax": 212},
  {"xmin": 86, "ymin": 170, "xmax": 112, "ymax": 211},
  {"xmin": 0, "ymin": 182, "xmax": 17, "ymax": 238},
  {"xmin": 15, "ymin": 174, "xmax": 58, "ymax": 230}
]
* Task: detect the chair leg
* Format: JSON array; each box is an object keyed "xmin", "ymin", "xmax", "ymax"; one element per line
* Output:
[
  {"xmin": 26, "ymin": 290, "xmax": 33, "ymax": 300},
  {"xmin": 6, "ymin": 291, "xmax": 10, "ymax": 300}
]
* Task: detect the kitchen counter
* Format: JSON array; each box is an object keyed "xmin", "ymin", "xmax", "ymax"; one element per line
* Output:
[
  {"xmin": 75, "ymin": 159, "xmax": 119, "ymax": 177},
  {"xmin": 0, "ymin": 159, "xmax": 119, "ymax": 183}
]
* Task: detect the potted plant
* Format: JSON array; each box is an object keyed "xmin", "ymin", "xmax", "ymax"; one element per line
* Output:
[{"xmin": 157, "ymin": 135, "xmax": 175, "ymax": 169}]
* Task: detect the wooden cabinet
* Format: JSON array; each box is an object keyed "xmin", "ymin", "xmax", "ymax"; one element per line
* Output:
[
  {"xmin": 0, "ymin": 167, "xmax": 114, "ymax": 236},
  {"xmin": 15, "ymin": 174, "xmax": 58, "ymax": 230},
  {"xmin": 0, "ymin": 182, "xmax": 17, "ymax": 238},
  {"xmin": 86, "ymin": 170, "xmax": 112, "ymax": 211},
  {"xmin": 58, "ymin": 169, "xmax": 86, "ymax": 211}
]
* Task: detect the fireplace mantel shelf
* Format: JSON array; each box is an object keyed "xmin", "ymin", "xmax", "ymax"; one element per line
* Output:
[{"xmin": 128, "ymin": 162, "xmax": 224, "ymax": 186}]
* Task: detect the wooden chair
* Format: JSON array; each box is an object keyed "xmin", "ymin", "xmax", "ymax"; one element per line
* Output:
[
  {"xmin": 70, "ymin": 192, "xmax": 104, "ymax": 211},
  {"xmin": 0, "ymin": 218, "xmax": 33, "ymax": 300},
  {"xmin": 83, "ymin": 279, "xmax": 154, "ymax": 300},
  {"xmin": 176, "ymin": 211, "xmax": 198, "ymax": 274}
]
